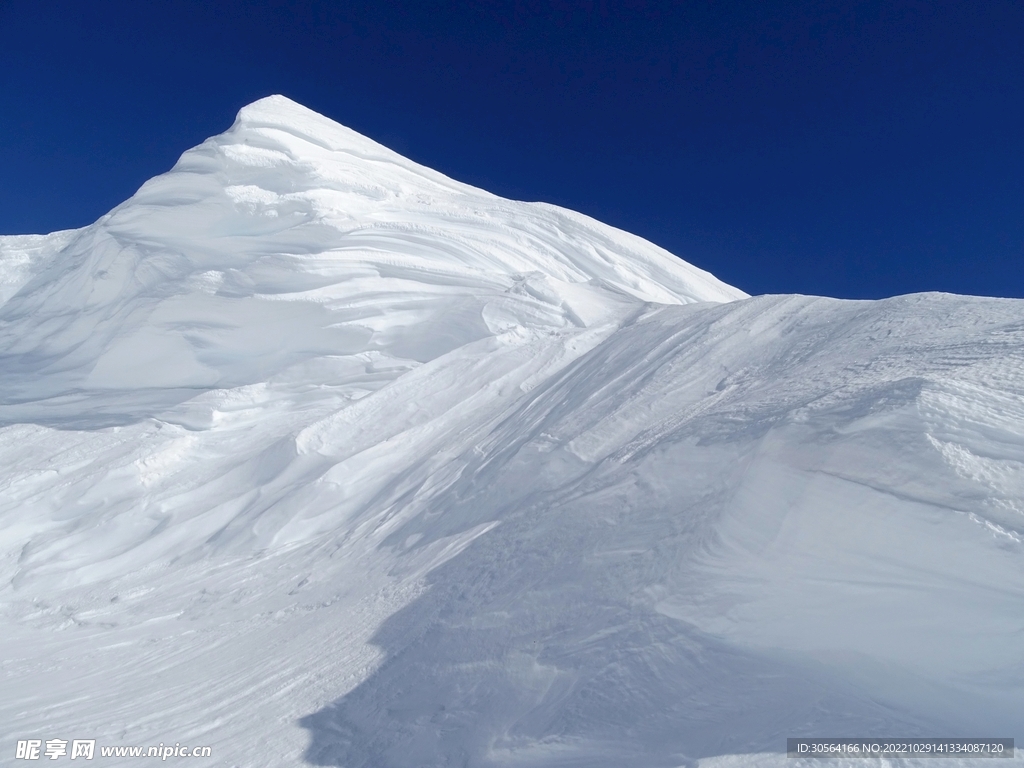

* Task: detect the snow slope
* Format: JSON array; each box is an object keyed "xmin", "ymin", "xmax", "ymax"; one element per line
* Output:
[{"xmin": 1, "ymin": 96, "xmax": 1022, "ymax": 767}]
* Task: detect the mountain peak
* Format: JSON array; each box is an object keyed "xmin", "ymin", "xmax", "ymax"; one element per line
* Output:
[
  {"xmin": 235, "ymin": 93, "xmax": 315, "ymax": 122},
  {"xmin": 228, "ymin": 94, "xmax": 391, "ymax": 159},
  {"xmin": 0, "ymin": 95, "xmax": 743, "ymax": 402}
]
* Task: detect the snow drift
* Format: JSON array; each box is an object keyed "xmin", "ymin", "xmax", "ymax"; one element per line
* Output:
[{"xmin": 1, "ymin": 96, "xmax": 1022, "ymax": 767}]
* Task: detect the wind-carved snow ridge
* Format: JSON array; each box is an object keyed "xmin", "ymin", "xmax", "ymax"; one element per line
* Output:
[{"xmin": 1, "ymin": 96, "xmax": 1023, "ymax": 767}]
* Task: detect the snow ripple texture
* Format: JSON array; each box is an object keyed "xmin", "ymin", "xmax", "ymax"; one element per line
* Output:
[{"xmin": 1, "ymin": 97, "xmax": 1022, "ymax": 768}]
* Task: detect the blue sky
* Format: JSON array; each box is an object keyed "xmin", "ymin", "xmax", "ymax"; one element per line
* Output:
[{"xmin": 1, "ymin": 0, "xmax": 1022, "ymax": 299}]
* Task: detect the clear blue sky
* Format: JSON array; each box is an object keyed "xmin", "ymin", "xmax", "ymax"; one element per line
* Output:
[{"xmin": 1, "ymin": 0, "xmax": 1022, "ymax": 299}]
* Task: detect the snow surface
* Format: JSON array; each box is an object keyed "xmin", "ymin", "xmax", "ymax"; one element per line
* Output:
[{"xmin": 1, "ymin": 96, "xmax": 1023, "ymax": 767}]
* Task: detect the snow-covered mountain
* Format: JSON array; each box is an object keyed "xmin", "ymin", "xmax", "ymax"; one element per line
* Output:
[{"xmin": 2, "ymin": 96, "xmax": 1022, "ymax": 767}]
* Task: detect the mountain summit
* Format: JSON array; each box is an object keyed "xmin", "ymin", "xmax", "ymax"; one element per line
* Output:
[{"xmin": 1, "ymin": 98, "xmax": 1022, "ymax": 767}]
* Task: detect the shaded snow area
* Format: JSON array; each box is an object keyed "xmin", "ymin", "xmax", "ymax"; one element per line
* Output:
[{"xmin": 1, "ymin": 96, "xmax": 1022, "ymax": 767}]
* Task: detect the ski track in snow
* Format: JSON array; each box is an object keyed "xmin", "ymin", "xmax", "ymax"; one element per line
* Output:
[{"xmin": 1, "ymin": 96, "xmax": 1022, "ymax": 767}]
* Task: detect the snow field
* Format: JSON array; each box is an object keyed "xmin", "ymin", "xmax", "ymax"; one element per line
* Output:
[{"xmin": 1, "ymin": 97, "xmax": 1022, "ymax": 766}]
